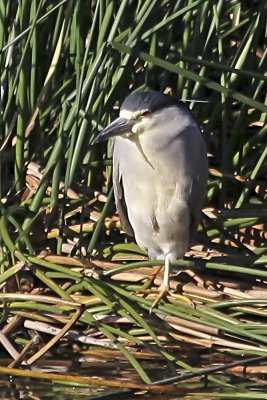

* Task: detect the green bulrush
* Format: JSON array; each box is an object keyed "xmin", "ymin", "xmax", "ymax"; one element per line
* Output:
[{"xmin": 0, "ymin": 0, "xmax": 266, "ymax": 384}]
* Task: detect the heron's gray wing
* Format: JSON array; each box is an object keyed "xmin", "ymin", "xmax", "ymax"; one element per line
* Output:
[
  {"xmin": 169, "ymin": 104, "xmax": 208, "ymax": 245},
  {"xmin": 113, "ymin": 153, "xmax": 134, "ymax": 237},
  {"xmin": 187, "ymin": 133, "xmax": 208, "ymax": 245},
  {"xmin": 188, "ymin": 163, "xmax": 207, "ymax": 244}
]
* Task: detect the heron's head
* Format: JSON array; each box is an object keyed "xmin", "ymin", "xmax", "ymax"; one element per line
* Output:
[{"xmin": 92, "ymin": 90, "xmax": 184, "ymax": 144}]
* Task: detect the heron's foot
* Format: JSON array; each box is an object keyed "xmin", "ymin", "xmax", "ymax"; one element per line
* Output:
[
  {"xmin": 151, "ymin": 289, "xmax": 194, "ymax": 312},
  {"xmin": 136, "ymin": 286, "xmax": 168, "ymax": 312},
  {"xmin": 137, "ymin": 287, "xmax": 194, "ymax": 312},
  {"xmin": 167, "ymin": 292, "xmax": 194, "ymax": 307},
  {"xmin": 150, "ymin": 285, "xmax": 169, "ymax": 312}
]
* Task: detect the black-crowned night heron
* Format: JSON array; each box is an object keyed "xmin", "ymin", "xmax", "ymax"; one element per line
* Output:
[{"xmin": 93, "ymin": 90, "xmax": 208, "ymax": 309}]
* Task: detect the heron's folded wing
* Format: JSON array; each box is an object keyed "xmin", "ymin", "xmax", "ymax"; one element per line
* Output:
[
  {"xmin": 113, "ymin": 159, "xmax": 134, "ymax": 237},
  {"xmin": 188, "ymin": 149, "xmax": 208, "ymax": 244}
]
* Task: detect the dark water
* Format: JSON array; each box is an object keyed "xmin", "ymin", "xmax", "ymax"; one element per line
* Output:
[
  {"xmin": 1, "ymin": 377, "xmax": 110, "ymax": 399},
  {"xmin": 1, "ymin": 359, "xmax": 267, "ymax": 400},
  {"xmin": 1, "ymin": 377, "xmax": 267, "ymax": 400}
]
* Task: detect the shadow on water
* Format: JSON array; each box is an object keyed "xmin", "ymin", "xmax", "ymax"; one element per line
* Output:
[
  {"xmin": 1, "ymin": 374, "xmax": 267, "ymax": 400},
  {"xmin": 1, "ymin": 354, "xmax": 267, "ymax": 399}
]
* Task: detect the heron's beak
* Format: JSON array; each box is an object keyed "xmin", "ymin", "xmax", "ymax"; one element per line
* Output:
[{"xmin": 92, "ymin": 117, "xmax": 134, "ymax": 145}]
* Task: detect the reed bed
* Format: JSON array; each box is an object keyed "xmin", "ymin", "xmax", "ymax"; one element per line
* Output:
[{"xmin": 0, "ymin": 0, "xmax": 266, "ymax": 395}]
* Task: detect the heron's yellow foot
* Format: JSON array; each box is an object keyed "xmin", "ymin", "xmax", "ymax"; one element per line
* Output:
[
  {"xmin": 137, "ymin": 286, "xmax": 193, "ymax": 313},
  {"xmin": 150, "ymin": 285, "xmax": 169, "ymax": 312},
  {"xmin": 136, "ymin": 287, "xmax": 168, "ymax": 311},
  {"xmin": 150, "ymin": 289, "xmax": 194, "ymax": 312},
  {"xmin": 167, "ymin": 292, "xmax": 194, "ymax": 306}
]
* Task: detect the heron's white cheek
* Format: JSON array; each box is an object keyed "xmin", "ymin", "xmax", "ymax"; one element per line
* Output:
[
  {"xmin": 132, "ymin": 120, "xmax": 153, "ymax": 135},
  {"xmin": 132, "ymin": 122, "xmax": 142, "ymax": 134}
]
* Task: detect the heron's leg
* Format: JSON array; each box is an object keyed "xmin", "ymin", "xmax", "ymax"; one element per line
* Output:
[
  {"xmin": 149, "ymin": 255, "xmax": 193, "ymax": 312},
  {"xmin": 162, "ymin": 254, "xmax": 171, "ymax": 292},
  {"xmin": 137, "ymin": 255, "xmax": 193, "ymax": 312},
  {"xmin": 149, "ymin": 255, "xmax": 171, "ymax": 312}
]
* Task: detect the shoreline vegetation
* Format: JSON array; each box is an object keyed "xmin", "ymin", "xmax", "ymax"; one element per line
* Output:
[{"xmin": 0, "ymin": 0, "xmax": 266, "ymax": 395}]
